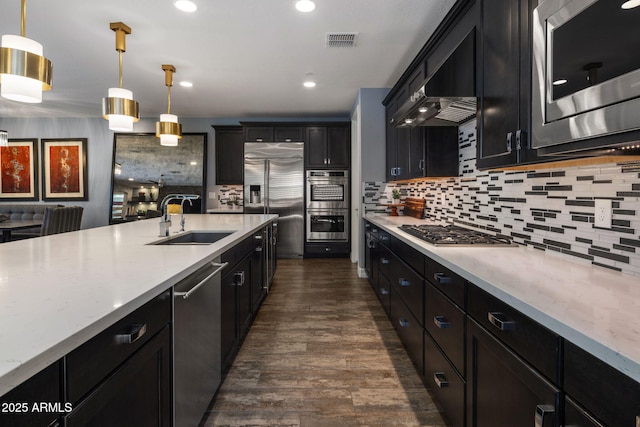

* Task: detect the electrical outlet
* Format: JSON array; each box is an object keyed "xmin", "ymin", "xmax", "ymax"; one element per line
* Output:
[{"xmin": 594, "ymin": 199, "xmax": 612, "ymax": 228}]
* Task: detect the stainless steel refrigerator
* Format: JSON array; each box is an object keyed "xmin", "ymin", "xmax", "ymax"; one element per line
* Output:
[{"xmin": 244, "ymin": 142, "xmax": 304, "ymax": 258}]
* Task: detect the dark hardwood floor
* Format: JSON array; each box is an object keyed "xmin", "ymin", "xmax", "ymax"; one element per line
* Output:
[{"xmin": 202, "ymin": 258, "xmax": 446, "ymax": 427}]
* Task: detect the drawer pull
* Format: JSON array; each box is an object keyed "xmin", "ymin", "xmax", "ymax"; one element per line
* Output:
[
  {"xmin": 433, "ymin": 272, "xmax": 452, "ymax": 284},
  {"xmin": 433, "ymin": 372, "xmax": 449, "ymax": 388},
  {"xmin": 399, "ymin": 278, "xmax": 410, "ymax": 287},
  {"xmin": 117, "ymin": 323, "xmax": 147, "ymax": 344},
  {"xmin": 398, "ymin": 318, "xmax": 409, "ymax": 327},
  {"xmin": 534, "ymin": 404, "xmax": 555, "ymax": 427},
  {"xmin": 488, "ymin": 312, "xmax": 516, "ymax": 331},
  {"xmin": 380, "ymin": 287, "xmax": 389, "ymax": 296},
  {"xmin": 234, "ymin": 271, "xmax": 245, "ymax": 287},
  {"xmin": 433, "ymin": 315, "xmax": 451, "ymax": 329},
  {"xmin": 381, "ymin": 258, "xmax": 390, "ymax": 265}
]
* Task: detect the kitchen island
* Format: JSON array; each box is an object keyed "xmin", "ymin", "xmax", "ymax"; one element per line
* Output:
[{"xmin": 0, "ymin": 213, "xmax": 276, "ymax": 398}]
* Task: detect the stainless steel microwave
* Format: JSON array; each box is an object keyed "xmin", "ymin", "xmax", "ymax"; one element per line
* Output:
[{"xmin": 531, "ymin": 0, "xmax": 640, "ymax": 152}]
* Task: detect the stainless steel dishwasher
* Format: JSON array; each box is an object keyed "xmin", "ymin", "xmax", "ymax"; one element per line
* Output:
[{"xmin": 173, "ymin": 258, "xmax": 227, "ymax": 427}]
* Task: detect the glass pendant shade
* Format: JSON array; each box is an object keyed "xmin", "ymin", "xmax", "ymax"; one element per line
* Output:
[
  {"xmin": 0, "ymin": 34, "xmax": 50, "ymax": 103},
  {"xmin": 103, "ymin": 87, "xmax": 138, "ymax": 132},
  {"xmin": 157, "ymin": 113, "xmax": 181, "ymax": 146}
]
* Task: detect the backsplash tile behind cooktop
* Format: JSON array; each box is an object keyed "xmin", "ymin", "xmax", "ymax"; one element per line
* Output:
[{"xmin": 365, "ymin": 120, "xmax": 640, "ymax": 276}]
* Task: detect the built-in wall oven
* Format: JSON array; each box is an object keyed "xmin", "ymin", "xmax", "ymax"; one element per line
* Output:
[
  {"xmin": 532, "ymin": 0, "xmax": 640, "ymax": 154},
  {"xmin": 306, "ymin": 209, "xmax": 349, "ymax": 242},
  {"xmin": 306, "ymin": 170, "xmax": 349, "ymax": 209}
]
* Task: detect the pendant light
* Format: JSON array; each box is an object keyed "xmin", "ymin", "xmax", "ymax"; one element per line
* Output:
[
  {"xmin": 156, "ymin": 64, "xmax": 182, "ymax": 146},
  {"xmin": 0, "ymin": 130, "xmax": 8, "ymax": 147},
  {"xmin": 102, "ymin": 22, "xmax": 139, "ymax": 132},
  {"xmin": 0, "ymin": 0, "xmax": 53, "ymax": 103}
]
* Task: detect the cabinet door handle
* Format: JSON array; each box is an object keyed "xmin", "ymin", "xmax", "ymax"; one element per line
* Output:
[
  {"xmin": 398, "ymin": 318, "xmax": 409, "ymax": 327},
  {"xmin": 380, "ymin": 287, "xmax": 389, "ymax": 296},
  {"xmin": 488, "ymin": 312, "xmax": 516, "ymax": 331},
  {"xmin": 506, "ymin": 132, "xmax": 513, "ymax": 153},
  {"xmin": 433, "ymin": 372, "xmax": 449, "ymax": 388},
  {"xmin": 256, "ymin": 138, "xmax": 263, "ymax": 142},
  {"xmin": 399, "ymin": 278, "xmax": 410, "ymax": 287},
  {"xmin": 433, "ymin": 272, "xmax": 452, "ymax": 284},
  {"xmin": 396, "ymin": 167, "xmax": 401, "ymax": 176},
  {"xmin": 433, "ymin": 315, "xmax": 451, "ymax": 329},
  {"xmin": 117, "ymin": 323, "xmax": 147, "ymax": 344},
  {"xmin": 418, "ymin": 159, "xmax": 425, "ymax": 170},
  {"xmin": 327, "ymin": 158, "xmax": 331, "ymax": 165},
  {"xmin": 515, "ymin": 129, "xmax": 526, "ymax": 150},
  {"xmin": 234, "ymin": 271, "xmax": 245, "ymax": 286},
  {"xmin": 174, "ymin": 261, "xmax": 229, "ymax": 299},
  {"xmin": 534, "ymin": 404, "xmax": 555, "ymax": 427}
]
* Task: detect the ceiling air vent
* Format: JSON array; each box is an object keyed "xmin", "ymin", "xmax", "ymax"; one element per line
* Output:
[{"xmin": 326, "ymin": 32, "xmax": 358, "ymax": 48}]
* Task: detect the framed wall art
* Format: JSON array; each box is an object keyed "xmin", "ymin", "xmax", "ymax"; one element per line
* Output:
[
  {"xmin": 0, "ymin": 138, "xmax": 39, "ymax": 201},
  {"xmin": 42, "ymin": 138, "xmax": 88, "ymax": 201}
]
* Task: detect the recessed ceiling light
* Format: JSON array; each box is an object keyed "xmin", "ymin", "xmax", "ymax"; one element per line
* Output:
[
  {"xmin": 553, "ymin": 79, "xmax": 568, "ymax": 86},
  {"xmin": 303, "ymin": 81, "xmax": 316, "ymax": 88},
  {"xmin": 179, "ymin": 81, "xmax": 193, "ymax": 88},
  {"xmin": 622, "ymin": 0, "xmax": 640, "ymax": 9},
  {"xmin": 174, "ymin": 0, "xmax": 197, "ymax": 12},
  {"xmin": 295, "ymin": 0, "xmax": 316, "ymax": 13}
]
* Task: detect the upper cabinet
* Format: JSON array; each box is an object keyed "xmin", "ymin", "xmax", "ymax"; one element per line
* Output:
[
  {"xmin": 386, "ymin": 67, "xmax": 426, "ymax": 181},
  {"xmin": 476, "ymin": 0, "xmax": 540, "ymax": 169},
  {"xmin": 214, "ymin": 126, "xmax": 244, "ymax": 185},
  {"xmin": 305, "ymin": 125, "xmax": 350, "ymax": 169}
]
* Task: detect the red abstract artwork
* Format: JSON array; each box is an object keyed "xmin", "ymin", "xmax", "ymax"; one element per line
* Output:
[
  {"xmin": 0, "ymin": 146, "xmax": 31, "ymax": 193},
  {"xmin": 48, "ymin": 145, "xmax": 80, "ymax": 193}
]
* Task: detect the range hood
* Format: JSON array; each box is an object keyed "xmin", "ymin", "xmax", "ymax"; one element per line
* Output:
[
  {"xmin": 390, "ymin": 85, "xmax": 476, "ymax": 128},
  {"xmin": 390, "ymin": 30, "xmax": 477, "ymax": 128}
]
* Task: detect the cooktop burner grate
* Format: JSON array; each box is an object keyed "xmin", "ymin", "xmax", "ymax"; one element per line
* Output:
[{"xmin": 398, "ymin": 224, "xmax": 515, "ymax": 246}]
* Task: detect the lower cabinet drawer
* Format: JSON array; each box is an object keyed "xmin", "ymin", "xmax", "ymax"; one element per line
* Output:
[
  {"xmin": 564, "ymin": 340, "xmax": 640, "ymax": 427},
  {"xmin": 467, "ymin": 284, "xmax": 560, "ymax": 384},
  {"xmin": 424, "ymin": 332, "xmax": 465, "ymax": 427},
  {"xmin": 390, "ymin": 286, "xmax": 423, "ymax": 375},
  {"xmin": 377, "ymin": 273, "xmax": 391, "ymax": 316},
  {"xmin": 391, "ymin": 262, "xmax": 424, "ymax": 326},
  {"xmin": 66, "ymin": 290, "xmax": 171, "ymax": 404},
  {"xmin": 425, "ymin": 283, "xmax": 465, "ymax": 375},
  {"xmin": 65, "ymin": 326, "xmax": 171, "ymax": 427}
]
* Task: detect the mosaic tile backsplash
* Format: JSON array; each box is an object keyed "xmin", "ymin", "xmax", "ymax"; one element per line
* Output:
[{"xmin": 364, "ymin": 120, "xmax": 640, "ymax": 276}]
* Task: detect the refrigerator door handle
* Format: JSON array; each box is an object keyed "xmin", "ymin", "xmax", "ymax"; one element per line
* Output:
[{"xmin": 264, "ymin": 160, "xmax": 270, "ymax": 214}]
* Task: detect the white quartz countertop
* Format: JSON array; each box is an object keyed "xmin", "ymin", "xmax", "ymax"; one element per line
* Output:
[
  {"xmin": 365, "ymin": 213, "xmax": 640, "ymax": 383},
  {"xmin": 0, "ymin": 214, "xmax": 276, "ymax": 396}
]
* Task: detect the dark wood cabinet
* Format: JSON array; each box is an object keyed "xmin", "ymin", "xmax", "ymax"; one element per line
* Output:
[
  {"xmin": 274, "ymin": 126, "xmax": 304, "ymax": 142},
  {"xmin": 385, "ymin": 67, "xmax": 424, "ymax": 181},
  {"xmin": 0, "ymin": 361, "xmax": 62, "ymax": 427},
  {"xmin": 466, "ymin": 318, "xmax": 560, "ymax": 427},
  {"xmin": 65, "ymin": 326, "xmax": 171, "ymax": 427},
  {"xmin": 214, "ymin": 126, "xmax": 244, "ymax": 185},
  {"xmin": 244, "ymin": 126, "xmax": 274, "ymax": 142},
  {"xmin": 424, "ymin": 332, "xmax": 465, "ymax": 427},
  {"xmin": 221, "ymin": 254, "xmax": 251, "ymax": 370},
  {"xmin": 564, "ymin": 340, "xmax": 640, "ymax": 427},
  {"xmin": 305, "ymin": 125, "xmax": 350, "ymax": 169},
  {"xmin": 477, "ymin": 0, "xmax": 540, "ymax": 169}
]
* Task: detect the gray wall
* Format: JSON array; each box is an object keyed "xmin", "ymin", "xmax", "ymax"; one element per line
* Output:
[{"xmin": 358, "ymin": 88, "xmax": 389, "ymax": 182}]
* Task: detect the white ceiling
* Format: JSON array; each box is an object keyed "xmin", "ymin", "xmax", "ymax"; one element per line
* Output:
[{"xmin": 0, "ymin": 0, "xmax": 456, "ymax": 120}]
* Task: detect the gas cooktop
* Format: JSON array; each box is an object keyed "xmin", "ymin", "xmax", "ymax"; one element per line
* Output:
[{"xmin": 398, "ymin": 224, "xmax": 515, "ymax": 246}]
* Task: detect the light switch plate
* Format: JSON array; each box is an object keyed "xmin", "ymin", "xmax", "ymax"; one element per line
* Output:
[{"xmin": 594, "ymin": 199, "xmax": 612, "ymax": 228}]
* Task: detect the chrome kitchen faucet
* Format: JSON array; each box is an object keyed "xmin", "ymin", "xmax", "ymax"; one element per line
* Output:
[{"xmin": 159, "ymin": 194, "xmax": 200, "ymax": 236}]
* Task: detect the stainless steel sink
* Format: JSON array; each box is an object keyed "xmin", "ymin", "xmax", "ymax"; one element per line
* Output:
[{"xmin": 150, "ymin": 231, "xmax": 235, "ymax": 245}]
